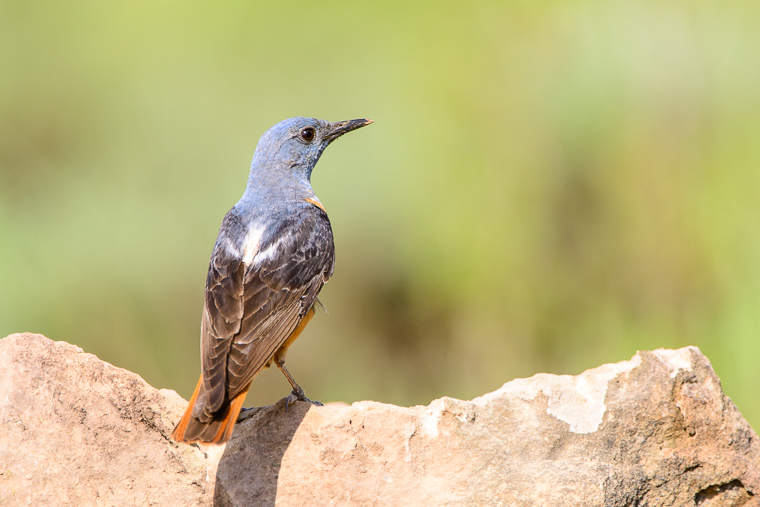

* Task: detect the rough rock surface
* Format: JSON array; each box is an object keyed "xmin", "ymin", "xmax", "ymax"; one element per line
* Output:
[
  {"xmin": 0, "ymin": 333, "xmax": 222, "ymax": 506},
  {"xmin": 217, "ymin": 347, "xmax": 760, "ymax": 507},
  {"xmin": 1, "ymin": 333, "xmax": 758, "ymax": 506}
]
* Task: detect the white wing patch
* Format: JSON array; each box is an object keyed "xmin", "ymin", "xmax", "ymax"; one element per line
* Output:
[
  {"xmin": 242, "ymin": 224, "xmax": 265, "ymax": 265},
  {"xmin": 253, "ymin": 236, "xmax": 285, "ymax": 265}
]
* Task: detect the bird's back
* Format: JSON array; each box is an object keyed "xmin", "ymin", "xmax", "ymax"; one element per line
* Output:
[{"xmin": 172, "ymin": 199, "xmax": 334, "ymax": 443}]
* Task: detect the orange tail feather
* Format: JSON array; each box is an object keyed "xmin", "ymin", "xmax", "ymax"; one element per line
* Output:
[
  {"xmin": 211, "ymin": 386, "xmax": 249, "ymax": 444},
  {"xmin": 171, "ymin": 375, "xmax": 203, "ymax": 443},
  {"xmin": 171, "ymin": 376, "xmax": 250, "ymax": 445}
]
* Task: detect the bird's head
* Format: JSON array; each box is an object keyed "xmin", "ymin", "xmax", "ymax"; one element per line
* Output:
[{"xmin": 248, "ymin": 117, "xmax": 373, "ymax": 187}]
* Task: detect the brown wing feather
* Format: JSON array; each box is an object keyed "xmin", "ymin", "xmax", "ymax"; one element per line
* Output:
[
  {"xmin": 225, "ymin": 276, "xmax": 324, "ymax": 396},
  {"xmin": 193, "ymin": 250, "xmax": 245, "ymax": 422},
  {"xmin": 192, "ymin": 205, "xmax": 334, "ymax": 424}
]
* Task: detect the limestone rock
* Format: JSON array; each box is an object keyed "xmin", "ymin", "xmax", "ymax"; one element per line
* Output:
[
  {"xmin": 216, "ymin": 347, "xmax": 760, "ymax": 507},
  {"xmin": 0, "ymin": 333, "xmax": 222, "ymax": 507},
  {"xmin": 1, "ymin": 332, "xmax": 758, "ymax": 506}
]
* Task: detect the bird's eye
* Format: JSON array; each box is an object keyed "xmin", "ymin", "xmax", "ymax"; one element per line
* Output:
[{"xmin": 300, "ymin": 127, "xmax": 316, "ymax": 142}]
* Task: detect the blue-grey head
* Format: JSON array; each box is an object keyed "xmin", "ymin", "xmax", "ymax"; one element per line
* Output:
[{"xmin": 245, "ymin": 117, "xmax": 373, "ymax": 197}]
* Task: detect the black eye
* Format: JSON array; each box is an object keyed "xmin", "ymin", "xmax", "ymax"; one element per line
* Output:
[{"xmin": 300, "ymin": 127, "xmax": 316, "ymax": 142}]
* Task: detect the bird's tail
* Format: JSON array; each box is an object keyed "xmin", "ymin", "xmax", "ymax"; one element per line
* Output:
[{"xmin": 171, "ymin": 376, "xmax": 250, "ymax": 445}]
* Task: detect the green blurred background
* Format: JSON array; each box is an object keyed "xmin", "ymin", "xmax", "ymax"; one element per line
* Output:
[{"xmin": 1, "ymin": 0, "xmax": 759, "ymax": 428}]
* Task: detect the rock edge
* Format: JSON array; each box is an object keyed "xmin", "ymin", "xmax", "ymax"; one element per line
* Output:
[{"xmin": 1, "ymin": 333, "xmax": 758, "ymax": 507}]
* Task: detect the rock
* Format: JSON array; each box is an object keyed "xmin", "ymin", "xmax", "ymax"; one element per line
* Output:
[
  {"xmin": 216, "ymin": 347, "xmax": 760, "ymax": 507},
  {"xmin": 1, "ymin": 333, "xmax": 758, "ymax": 506},
  {"xmin": 0, "ymin": 333, "xmax": 222, "ymax": 507}
]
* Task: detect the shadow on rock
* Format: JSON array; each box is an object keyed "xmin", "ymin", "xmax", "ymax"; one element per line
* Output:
[{"xmin": 213, "ymin": 398, "xmax": 310, "ymax": 507}]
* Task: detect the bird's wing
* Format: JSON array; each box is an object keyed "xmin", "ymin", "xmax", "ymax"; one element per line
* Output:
[{"xmin": 193, "ymin": 205, "xmax": 334, "ymax": 422}]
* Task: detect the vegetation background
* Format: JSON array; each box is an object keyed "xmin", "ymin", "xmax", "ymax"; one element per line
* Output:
[{"xmin": 2, "ymin": 1, "xmax": 759, "ymax": 429}]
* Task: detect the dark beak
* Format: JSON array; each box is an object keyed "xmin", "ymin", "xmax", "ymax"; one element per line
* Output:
[{"xmin": 325, "ymin": 118, "xmax": 374, "ymax": 142}]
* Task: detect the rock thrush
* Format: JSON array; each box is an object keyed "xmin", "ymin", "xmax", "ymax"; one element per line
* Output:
[{"xmin": 171, "ymin": 117, "xmax": 372, "ymax": 444}]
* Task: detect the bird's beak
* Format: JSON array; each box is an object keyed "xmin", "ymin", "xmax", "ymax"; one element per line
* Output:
[{"xmin": 325, "ymin": 119, "xmax": 374, "ymax": 142}]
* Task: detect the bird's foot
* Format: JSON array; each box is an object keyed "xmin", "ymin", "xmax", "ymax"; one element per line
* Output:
[{"xmin": 285, "ymin": 390, "xmax": 324, "ymax": 410}]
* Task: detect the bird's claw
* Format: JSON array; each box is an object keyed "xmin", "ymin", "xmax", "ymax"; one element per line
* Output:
[{"xmin": 285, "ymin": 390, "xmax": 324, "ymax": 410}]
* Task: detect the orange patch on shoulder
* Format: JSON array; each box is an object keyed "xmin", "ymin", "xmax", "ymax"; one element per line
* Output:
[{"xmin": 304, "ymin": 197, "xmax": 325, "ymax": 211}]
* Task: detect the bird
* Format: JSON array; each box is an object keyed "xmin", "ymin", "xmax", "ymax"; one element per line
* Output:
[{"xmin": 171, "ymin": 116, "xmax": 373, "ymax": 444}]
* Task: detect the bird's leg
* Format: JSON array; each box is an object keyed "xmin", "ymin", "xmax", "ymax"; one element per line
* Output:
[
  {"xmin": 273, "ymin": 306, "xmax": 322, "ymax": 408},
  {"xmin": 276, "ymin": 361, "xmax": 324, "ymax": 408}
]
